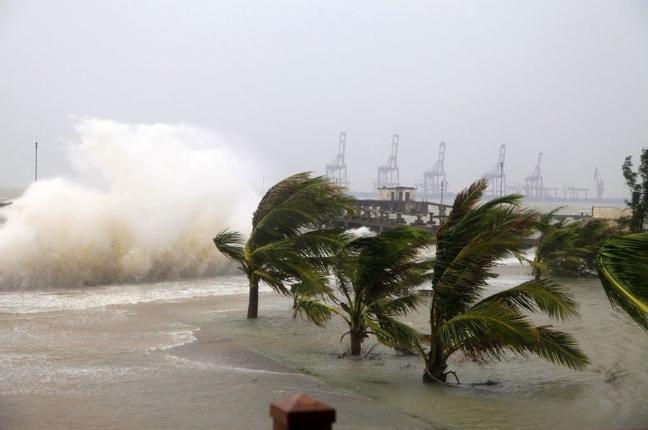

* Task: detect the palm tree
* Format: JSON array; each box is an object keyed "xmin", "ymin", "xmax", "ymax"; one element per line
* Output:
[
  {"xmin": 596, "ymin": 232, "xmax": 648, "ymax": 330},
  {"xmin": 419, "ymin": 179, "xmax": 589, "ymax": 383},
  {"xmin": 532, "ymin": 211, "xmax": 617, "ymax": 280},
  {"xmin": 294, "ymin": 226, "xmax": 434, "ymax": 356},
  {"xmin": 531, "ymin": 208, "xmax": 579, "ymax": 280},
  {"xmin": 212, "ymin": 172, "xmax": 354, "ymax": 319}
]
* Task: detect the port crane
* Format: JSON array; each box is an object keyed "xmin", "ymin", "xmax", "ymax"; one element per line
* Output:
[
  {"xmin": 376, "ymin": 134, "xmax": 400, "ymax": 189},
  {"xmin": 483, "ymin": 144, "xmax": 506, "ymax": 197},
  {"xmin": 594, "ymin": 167, "xmax": 604, "ymax": 200},
  {"xmin": 423, "ymin": 142, "xmax": 447, "ymax": 201},
  {"xmin": 524, "ymin": 152, "xmax": 544, "ymax": 199},
  {"xmin": 325, "ymin": 132, "xmax": 349, "ymax": 189}
]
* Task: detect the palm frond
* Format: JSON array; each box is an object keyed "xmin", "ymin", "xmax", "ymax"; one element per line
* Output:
[
  {"xmin": 432, "ymin": 180, "xmax": 539, "ymax": 319},
  {"xmin": 352, "ymin": 226, "xmax": 435, "ymax": 301},
  {"xmin": 530, "ymin": 326, "xmax": 589, "ymax": 370},
  {"xmin": 251, "ymin": 173, "xmax": 354, "ymax": 245},
  {"xmin": 473, "ymin": 279, "xmax": 578, "ymax": 321},
  {"xmin": 253, "ymin": 269, "xmax": 291, "ymax": 294},
  {"xmin": 365, "ymin": 315, "xmax": 423, "ymax": 351},
  {"xmin": 371, "ymin": 293, "xmax": 421, "ymax": 317},
  {"xmin": 596, "ymin": 233, "xmax": 648, "ymax": 330},
  {"xmin": 212, "ymin": 229, "xmax": 246, "ymax": 264},
  {"xmin": 293, "ymin": 298, "xmax": 338, "ymax": 327},
  {"xmin": 438, "ymin": 302, "xmax": 536, "ymax": 357}
]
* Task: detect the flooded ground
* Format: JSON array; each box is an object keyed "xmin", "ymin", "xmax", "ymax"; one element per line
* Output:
[{"xmin": 0, "ymin": 265, "xmax": 647, "ymax": 429}]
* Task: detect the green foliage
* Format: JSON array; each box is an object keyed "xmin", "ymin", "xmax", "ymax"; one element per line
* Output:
[
  {"xmin": 532, "ymin": 211, "xmax": 617, "ymax": 279},
  {"xmin": 419, "ymin": 179, "xmax": 588, "ymax": 382},
  {"xmin": 596, "ymin": 232, "xmax": 648, "ymax": 331},
  {"xmin": 621, "ymin": 148, "xmax": 648, "ymax": 232},
  {"xmin": 213, "ymin": 172, "xmax": 355, "ymax": 318},
  {"xmin": 294, "ymin": 225, "xmax": 435, "ymax": 355}
]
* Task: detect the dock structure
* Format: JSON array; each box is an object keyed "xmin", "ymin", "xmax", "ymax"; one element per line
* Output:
[
  {"xmin": 331, "ymin": 198, "xmax": 448, "ymax": 235},
  {"xmin": 333, "ymin": 184, "xmax": 451, "ymax": 233}
]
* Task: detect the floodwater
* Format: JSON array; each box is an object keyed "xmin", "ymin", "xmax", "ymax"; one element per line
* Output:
[{"xmin": 0, "ymin": 263, "xmax": 647, "ymax": 429}]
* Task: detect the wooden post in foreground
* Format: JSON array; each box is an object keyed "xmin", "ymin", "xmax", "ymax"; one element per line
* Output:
[{"xmin": 270, "ymin": 394, "xmax": 336, "ymax": 430}]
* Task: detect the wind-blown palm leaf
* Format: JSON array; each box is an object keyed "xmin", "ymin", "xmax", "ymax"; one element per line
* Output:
[
  {"xmin": 295, "ymin": 225, "xmax": 435, "ymax": 356},
  {"xmin": 531, "ymin": 326, "xmax": 589, "ymax": 370},
  {"xmin": 473, "ymin": 279, "xmax": 578, "ymax": 321},
  {"xmin": 438, "ymin": 302, "xmax": 536, "ymax": 355},
  {"xmin": 596, "ymin": 232, "xmax": 648, "ymax": 330},
  {"xmin": 293, "ymin": 298, "xmax": 338, "ymax": 327},
  {"xmin": 251, "ymin": 173, "xmax": 354, "ymax": 245},
  {"xmin": 212, "ymin": 172, "xmax": 354, "ymax": 318},
  {"xmin": 372, "ymin": 294, "xmax": 421, "ymax": 317},
  {"xmin": 419, "ymin": 179, "xmax": 588, "ymax": 383},
  {"xmin": 212, "ymin": 230, "xmax": 246, "ymax": 265},
  {"xmin": 366, "ymin": 315, "xmax": 423, "ymax": 351},
  {"xmin": 432, "ymin": 180, "xmax": 539, "ymax": 320},
  {"xmin": 534, "ymin": 211, "xmax": 617, "ymax": 278}
]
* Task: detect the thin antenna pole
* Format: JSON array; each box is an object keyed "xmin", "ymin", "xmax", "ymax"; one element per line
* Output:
[{"xmin": 34, "ymin": 140, "xmax": 39, "ymax": 181}]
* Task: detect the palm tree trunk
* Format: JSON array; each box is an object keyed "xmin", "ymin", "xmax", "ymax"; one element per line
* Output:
[
  {"xmin": 247, "ymin": 276, "xmax": 259, "ymax": 319},
  {"xmin": 350, "ymin": 329, "xmax": 363, "ymax": 356},
  {"xmin": 423, "ymin": 343, "xmax": 447, "ymax": 383}
]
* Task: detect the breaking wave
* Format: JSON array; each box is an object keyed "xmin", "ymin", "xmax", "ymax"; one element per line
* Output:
[{"xmin": 0, "ymin": 119, "xmax": 259, "ymax": 289}]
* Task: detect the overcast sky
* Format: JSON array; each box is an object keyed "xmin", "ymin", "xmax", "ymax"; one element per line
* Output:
[{"xmin": 1, "ymin": 0, "xmax": 647, "ymax": 197}]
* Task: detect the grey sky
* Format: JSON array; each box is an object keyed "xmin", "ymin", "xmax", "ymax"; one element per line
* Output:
[{"xmin": 1, "ymin": 0, "xmax": 647, "ymax": 197}]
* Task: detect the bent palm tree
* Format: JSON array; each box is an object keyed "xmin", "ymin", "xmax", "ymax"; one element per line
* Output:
[
  {"xmin": 596, "ymin": 232, "xmax": 648, "ymax": 331},
  {"xmin": 420, "ymin": 179, "xmax": 589, "ymax": 383},
  {"xmin": 531, "ymin": 208, "xmax": 579, "ymax": 280},
  {"xmin": 533, "ymin": 211, "xmax": 617, "ymax": 279},
  {"xmin": 213, "ymin": 173, "xmax": 354, "ymax": 319},
  {"xmin": 294, "ymin": 226, "xmax": 434, "ymax": 356}
]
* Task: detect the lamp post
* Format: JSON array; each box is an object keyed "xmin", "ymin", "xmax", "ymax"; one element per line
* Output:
[{"xmin": 34, "ymin": 140, "xmax": 38, "ymax": 181}]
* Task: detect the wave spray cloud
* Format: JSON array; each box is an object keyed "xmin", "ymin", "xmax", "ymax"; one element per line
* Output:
[{"xmin": 0, "ymin": 119, "xmax": 259, "ymax": 289}]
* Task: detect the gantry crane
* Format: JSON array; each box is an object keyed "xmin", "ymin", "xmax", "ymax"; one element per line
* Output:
[
  {"xmin": 524, "ymin": 152, "xmax": 544, "ymax": 199},
  {"xmin": 594, "ymin": 167, "xmax": 604, "ymax": 200},
  {"xmin": 376, "ymin": 134, "xmax": 400, "ymax": 189},
  {"xmin": 325, "ymin": 132, "xmax": 349, "ymax": 189},
  {"xmin": 483, "ymin": 144, "xmax": 506, "ymax": 197},
  {"xmin": 423, "ymin": 142, "xmax": 447, "ymax": 201}
]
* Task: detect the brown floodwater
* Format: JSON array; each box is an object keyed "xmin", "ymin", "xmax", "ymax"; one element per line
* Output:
[{"xmin": 0, "ymin": 264, "xmax": 647, "ymax": 429}]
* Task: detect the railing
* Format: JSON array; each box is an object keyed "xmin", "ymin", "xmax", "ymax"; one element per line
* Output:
[{"xmin": 270, "ymin": 394, "xmax": 336, "ymax": 430}]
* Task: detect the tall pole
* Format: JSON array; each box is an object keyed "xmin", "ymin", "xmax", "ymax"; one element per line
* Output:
[
  {"xmin": 440, "ymin": 180, "xmax": 445, "ymax": 207},
  {"xmin": 34, "ymin": 140, "xmax": 38, "ymax": 181}
]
